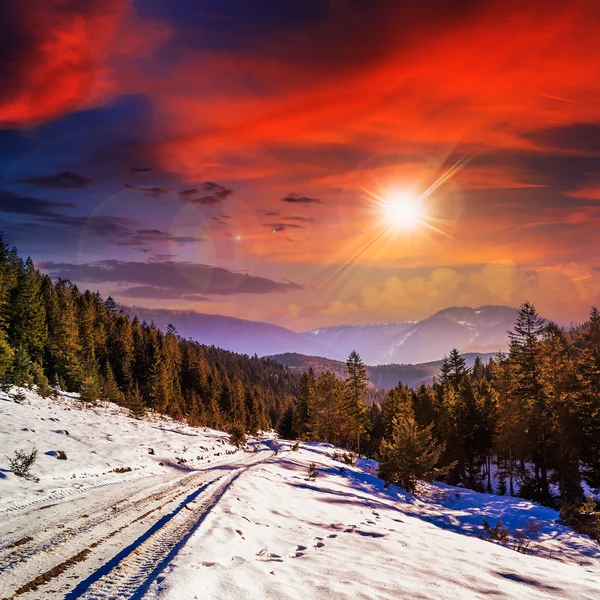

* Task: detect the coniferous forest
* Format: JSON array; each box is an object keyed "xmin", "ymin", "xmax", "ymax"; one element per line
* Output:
[
  {"xmin": 3, "ymin": 233, "xmax": 600, "ymax": 515},
  {"xmin": 0, "ymin": 234, "xmax": 299, "ymax": 433},
  {"xmin": 283, "ymin": 301, "xmax": 600, "ymax": 513}
]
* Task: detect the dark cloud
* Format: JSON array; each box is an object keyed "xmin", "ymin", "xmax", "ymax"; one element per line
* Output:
[
  {"xmin": 117, "ymin": 229, "xmax": 204, "ymax": 247},
  {"xmin": 284, "ymin": 216, "xmax": 316, "ymax": 223},
  {"xmin": 178, "ymin": 181, "xmax": 233, "ymax": 205},
  {"xmin": 129, "ymin": 167, "xmax": 153, "ymax": 174},
  {"xmin": 39, "ymin": 259, "xmax": 303, "ymax": 296},
  {"xmin": 526, "ymin": 123, "xmax": 600, "ymax": 154},
  {"xmin": 259, "ymin": 209, "xmax": 281, "ymax": 217},
  {"xmin": 17, "ymin": 171, "xmax": 92, "ymax": 189},
  {"xmin": 124, "ymin": 183, "xmax": 171, "ymax": 197},
  {"xmin": 118, "ymin": 286, "xmax": 211, "ymax": 301},
  {"xmin": 265, "ymin": 222, "xmax": 304, "ymax": 232},
  {"xmin": 211, "ymin": 213, "xmax": 234, "ymax": 225},
  {"xmin": 0, "ymin": 189, "xmax": 75, "ymax": 215},
  {"xmin": 281, "ymin": 193, "xmax": 324, "ymax": 205},
  {"xmin": 39, "ymin": 213, "xmax": 135, "ymax": 238}
]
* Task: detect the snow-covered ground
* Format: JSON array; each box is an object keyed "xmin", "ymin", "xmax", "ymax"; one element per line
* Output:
[{"xmin": 1, "ymin": 388, "xmax": 600, "ymax": 599}]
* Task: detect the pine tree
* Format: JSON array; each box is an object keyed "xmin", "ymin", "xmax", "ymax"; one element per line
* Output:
[
  {"xmin": 80, "ymin": 374, "xmax": 101, "ymax": 404},
  {"xmin": 508, "ymin": 301, "xmax": 549, "ymax": 501},
  {"xmin": 294, "ymin": 367, "xmax": 315, "ymax": 439},
  {"xmin": 310, "ymin": 370, "xmax": 346, "ymax": 444},
  {"xmin": 345, "ymin": 351, "xmax": 370, "ymax": 454},
  {"xmin": 126, "ymin": 382, "xmax": 147, "ymax": 418},
  {"xmin": 102, "ymin": 360, "xmax": 124, "ymax": 405},
  {"xmin": 8, "ymin": 258, "xmax": 47, "ymax": 365},
  {"xmin": 46, "ymin": 280, "xmax": 83, "ymax": 390},
  {"xmin": 378, "ymin": 404, "xmax": 451, "ymax": 493},
  {"xmin": 492, "ymin": 353, "xmax": 523, "ymax": 496}
]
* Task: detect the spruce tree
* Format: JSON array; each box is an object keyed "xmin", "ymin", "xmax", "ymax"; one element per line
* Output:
[
  {"xmin": 8, "ymin": 258, "xmax": 47, "ymax": 365},
  {"xmin": 80, "ymin": 374, "xmax": 101, "ymax": 404},
  {"xmin": 102, "ymin": 360, "xmax": 124, "ymax": 405},
  {"xmin": 538, "ymin": 322, "xmax": 581, "ymax": 500},
  {"xmin": 345, "ymin": 350, "xmax": 370, "ymax": 454},
  {"xmin": 378, "ymin": 405, "xmax": 451, "ymax": 493},
  {"xmin": 127, "ymin": 382, "xmax": 147, "ymax": 418},
  {"xmin": 508, "ymin": 301, "xmax": 549, "ymax": 501}
]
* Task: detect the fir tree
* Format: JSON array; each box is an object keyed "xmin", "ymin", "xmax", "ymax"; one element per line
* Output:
[
  {"xmin": 126, "ymin": 382, "xmax": 147, "ymax": 418},
  {"xmin": 79, "ymin": 374, "xmax": 101, "ymax": 404},
  {"xmin": 345, "ymin": 350, "xmax": 370, "ymax": 454},
  {"xmin": 378, "ymin": 405, "xmax": 451, "ymax": 493},
  {"xmin": 102, "ymin": 360, "xmax": 124, "ymax": 405}
]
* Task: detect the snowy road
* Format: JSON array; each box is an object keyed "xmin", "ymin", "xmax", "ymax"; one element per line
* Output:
[{"xmin": 0, "ymin": 449, "xmax": 274, "ymax": 599}]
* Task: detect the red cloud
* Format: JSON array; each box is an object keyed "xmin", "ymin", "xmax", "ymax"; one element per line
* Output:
[{"xmin": 0, "ymin": 0, "xmax": 168, "ymax": 128}]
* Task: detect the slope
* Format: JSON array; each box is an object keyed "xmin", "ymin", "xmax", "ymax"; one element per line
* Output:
[{"xmin": 2, "ymin": 388, "xmax": 600, "ymax": 600}]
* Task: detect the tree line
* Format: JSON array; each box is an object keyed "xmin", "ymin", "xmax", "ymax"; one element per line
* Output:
[
  {"xmin": 282, "ymin": 302, "xmax": 600, "ymax": 505},
  {"xmin": 0, "ymin": 233, "xmax": 299, "ymax": 433}
]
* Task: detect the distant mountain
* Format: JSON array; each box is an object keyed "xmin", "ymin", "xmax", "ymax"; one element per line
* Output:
[
  {"xmin": 303, "ymin": 305, "xmax": 517, "ymax": 364},
  {"xmin": 268, "ymin": 352, "xmax": 496, "ymax": 390},
  {"xmin": 122, "ymin": 306, "xmax": 322, "ymax": 358},
  {"xmin": 123, "ymin": 304, "xmax": 516, "ymax": 365}
]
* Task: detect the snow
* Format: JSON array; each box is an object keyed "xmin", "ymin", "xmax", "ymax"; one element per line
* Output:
[
  {"xmin": 0, "ymin": 387, "xmax": 250, "ymax": 509},
  {"xmin": 147, "ymin": 445, "xmax": 600, "ymax": 600},
  {"xmin": 1, "ymin": 388, "xmax": 600, "ymax": 599}
]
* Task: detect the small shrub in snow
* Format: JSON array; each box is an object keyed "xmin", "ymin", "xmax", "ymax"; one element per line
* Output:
[
  {"xmin": 479, "ymin": 519, "xmax": 509, "ymax": 544},
  {"xmin": 148, "ymin": 448, "xmax": 155, "ymax": 455},
  {"xmin": 342, "ymin": 452, "xmax": 355, "ymax": 465},
  {"xmin": 8, "ymin": 448, "xmax": 38, "ymax": 480},
  {"xmin": 307, "ymin": 462, "xmax": 318, "ymax": 481},
  {"xmin": 513, "ymin": 519, "xmax": 542, "ymax": 552},
  {"xmin": 111, "ymin": 466, "xmax": 132, "ymax": 473},
  {"xmin": 291, "ymin": 441, "xmax": 300, "ymax": 452},
  {"xmin": 10, "ymin": 390, "xmax": 27, "ymax": 404},
  {"xmin": 56, "ymin": 450, "xmax": 67, "ymax": 460},
  {"xmin": 37, "ymin": 381, "xmax": 58, "ymax": 399}
]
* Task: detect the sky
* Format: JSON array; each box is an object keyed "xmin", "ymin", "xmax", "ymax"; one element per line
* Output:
[{"xmin": 1, "ymin": 0, "xmax": 600, "ymax": 331}]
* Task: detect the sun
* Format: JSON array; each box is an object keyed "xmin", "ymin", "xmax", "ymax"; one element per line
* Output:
[{"xmin": 382, "ymin": 192, "xmax": 424, "ymax": 230}]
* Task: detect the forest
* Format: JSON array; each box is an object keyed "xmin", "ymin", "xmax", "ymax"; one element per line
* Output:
[
  {"xmin": 282, "ymin": 302, "xmax": 600, "ymax": 514},
  {"xmin": 3, "ymin": 232, "xmax": 600, "ymax": 515},
  {"xmin": 0, "ymin": 233, "xmax": 299, "ymax": 433}
]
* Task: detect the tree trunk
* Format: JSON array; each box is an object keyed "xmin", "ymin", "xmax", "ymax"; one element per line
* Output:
[{"xmin": 509, "ymin": 444, "xmax": 514, "ymax": 496}]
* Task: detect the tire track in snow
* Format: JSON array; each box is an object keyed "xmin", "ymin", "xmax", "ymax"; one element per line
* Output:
[
  {"xmin": 2, "ymin": 451, "xmax": 271, "ymax": 599},
  {"xmin": 67, "ymin": 454, "xmax": 269, "ymax": 600},
  {"xmin": 0, "ymin": 471, "xmax": 203, "ymax": 574}
]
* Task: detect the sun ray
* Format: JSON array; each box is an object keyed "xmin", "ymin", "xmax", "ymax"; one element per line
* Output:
[{"xmin": 316, "ymin": 154, "xmax": 470, "ymax": 286}]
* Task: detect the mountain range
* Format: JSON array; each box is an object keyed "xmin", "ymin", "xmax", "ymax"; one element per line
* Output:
[{"xmin": 125, "ymin": 304, "xmax": 517, "ymax": 366}]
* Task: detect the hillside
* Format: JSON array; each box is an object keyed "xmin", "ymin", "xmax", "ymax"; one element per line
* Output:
[
  {"xmin": 1, "ymin": 388, "xmax": 599, "ymax": 599},
  {"xmin": 268, "ymin": 352, "xmax": 496, "ymax": 390}
]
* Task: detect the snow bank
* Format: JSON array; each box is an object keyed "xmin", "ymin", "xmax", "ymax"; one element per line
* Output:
[
  {"xmin": 147, "ymin": 443, "xmax": 600, "ymax": 600},
  {"xmin": 0, "ymin": 387, "xmax": 248, "ymax": 509}
]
